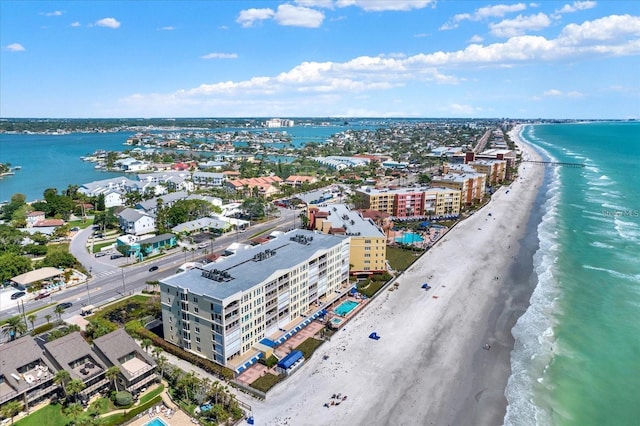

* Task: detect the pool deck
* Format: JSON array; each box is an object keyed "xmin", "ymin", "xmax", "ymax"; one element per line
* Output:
[{"xmin": 388, "ymin": 227, "xmax": 448, "ymax": 247}]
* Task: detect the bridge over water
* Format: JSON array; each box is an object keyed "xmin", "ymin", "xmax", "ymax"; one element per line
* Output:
[{"xmin": 522, "ymin": 160, "xmax": 585, "ymax": 168}]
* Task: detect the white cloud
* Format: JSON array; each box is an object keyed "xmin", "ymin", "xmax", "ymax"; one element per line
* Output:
[
  {"xmin": 544, "ymin": 89, "xmax": 563, "ymax": 96},
  {"xmin": 414, "ymin": 33, "xmax": 429, "ymax": 38},
  {"xmin": 335, "ymin": 0, "xmax": 435, "ymax": 12},
  {"xmin": 236, "ymin": 8, "xmax": 275, "ymax": 27},
  {"xmin": 6, "ymin": 43, "xmax": 25, "ymax": 52},
  {"xmin": 70, "ymin": 22, "xmax": 81, "ymax": 27},
  {"xmin": 95, "ymin": 18, "xmax": 121, "ymax": 29},
  {"xmin": 201, "ymin": 52, "xmax": 238, "ymax": 59},
  {"xmin": 490, "ymin": 13, "xmax": 551, "ymax": 37},
  {"xmin": 556, "ymin": 1, "xmax": 597, "ymax": 14},
  {"xmin": 295, "ymin": 0, "xmax": 335, "ymax": 8},
  {"xmin": 43, "ymin": 11, "xmax": 63, "ymax": 17},
  {"xmin": 274, "ymin": 4, "xmax": 325, "ymax": 28},
  {"xmin": 447, "ymin": 103, "xmax": 483, "ymax": 115},
  {"xmin": 159, "ymin": 26, "xmax": 175, "ymax": 31},
  {"xmin": 441, "ymin": 3, "xmax": 527, "ymax": 30},
  {"xmin": 544, "ymin": 89, "xmax": 584, "ymax": 98},
  {"xmin": 468, "ymin": 35, "xmax": 484, "ymax": 43},
  {"xmin": 121, "ymin": 15, "xmax": 639, "ymax": 114},
  {"xmin": 236, "ymin": 5, "xmax": 324, "ymax": 28}
]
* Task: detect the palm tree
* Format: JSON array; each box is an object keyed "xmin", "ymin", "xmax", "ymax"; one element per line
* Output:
[
  {"xmin": 27, "ymin": 314, "xmax": 37, "ymax": 331},
  {"xmin": 54, "ymin": 305, "xmax": 65, "ymax": 321},
  {"xmin": 141, "ymin": 338, "xmax": 152, "ymax": 354},
  {"xmin": 106, "ymin": 366, "xmax": 120, "ymax": 392},
  {"xmin": 2, "ymin": 316, "xmax": 27, "ymax": 341},
  {"xmin": 66, "ymin": 379, "xmax": 86, "ymax": 403},
  {"xmin": 45, "ymin": 314, "xmax": 52, "ymax": 324},
  {"xmin": 54, "ymin": 370, "xmax": 71, "ymax": 397},
  {"xmin": 156, "ymin": 355, "xmax": 168, "ymax": 380},
  {"xmin": 64, "ymin": 402, "xmax": 84, "ymax": 422},
  {"xmin": 0, "ymin": 400, "xmax": 23, "ymax": 425},
  {"xmin": 151, "ymin": 346, "xmax": 163, "ymax": 360}
]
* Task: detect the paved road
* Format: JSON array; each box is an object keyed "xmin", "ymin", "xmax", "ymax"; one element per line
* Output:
[{"xmin": 0, "ymin": 207, "xmax": 302, "ymax": 334}]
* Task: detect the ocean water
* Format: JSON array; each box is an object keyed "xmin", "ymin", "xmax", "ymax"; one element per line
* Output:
[{"xmin": 505, "ymin": 122, "xmax": 640, "ymax": 426}]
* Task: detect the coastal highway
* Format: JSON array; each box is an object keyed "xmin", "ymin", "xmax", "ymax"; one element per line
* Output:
[{"xmin": 0, "ymin": 206, "xmax": 303, "ymax": 337}]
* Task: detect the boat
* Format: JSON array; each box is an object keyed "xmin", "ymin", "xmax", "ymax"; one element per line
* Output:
[{"xmin": 12, "ymin": 166, "xmax": 21, "ymax": 170}]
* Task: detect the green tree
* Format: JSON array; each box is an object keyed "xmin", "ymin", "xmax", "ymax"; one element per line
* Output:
[
  {"xmin": 96, "ymin": 193, "xmax": 106, "ymax": 211},
  {"xmin": 141, "ymin": 338, "xmax": 152, "ymax": 354},
  {"xmin": 106, "ymin": 366, "xmax": 120, "ymax": 392},
  {"xmin": 66, "ymin": 379, "xmax": 86, "ymax": 403},
  {"xmin": 1, "ymin": 193, "xmax": 26, "ymax": 221},
  {"xmin": 54, "ymin": 370, "xmax": 71, "ymax": 397},
  {"xmin": 0, "ymin": 400, "xmax": 23, "ymax": 425},
  {"xmin": 2, "ymin": 316, "xmax": 27, "ymax": 341},
  {"xmin": 27, "ymin": 314, "xmax": 37, "ymax": 331},
  {"xmin": 40, "ymin": 251, "xmax": 78, "ymax": 269},
  {"xmin": 44, "ymin": 314, "xmax": 52, "ymax": 324},
  {"xmin": 0, "ymin": 252, "xmax": 32, "ymax": 282},
  {"xmin": 54, "ymin": 305, "xmax": 65, "ymax": 321}
]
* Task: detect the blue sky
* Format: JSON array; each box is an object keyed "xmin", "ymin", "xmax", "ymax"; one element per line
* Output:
[{"xmin": 1, "ymin": 1, "xmax": 639, "ymax": 119}]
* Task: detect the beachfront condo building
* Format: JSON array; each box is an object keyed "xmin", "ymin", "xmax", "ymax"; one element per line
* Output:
[
  {"xmin": 431, "ymin": 172, "xmax": 486, "ymax": 205},
  {"xmin": 308, "ymin": 204, "xmax": 387, "ymax": 275},
  {"xmin": 467, "ymin": 159, "xmax": 507, "ymax": 186},
  {"xmin": 423, "ymin": 187, "xmax": 462, "ymax": 217},
  {"xmin": 354, "ymin": 186, "xmax": 462, "ymax": 218},
  {"xmin": 159, "ymin": 230, "xmax": 350, "ymax": 368}
]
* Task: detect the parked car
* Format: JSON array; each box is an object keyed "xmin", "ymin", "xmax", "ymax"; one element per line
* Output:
[
  {"xmin": 56, "ymin": 302, "xmax": 73, "ymax": 310},
  {"xmin": 148, "ymin": 265, "xmax": 159, "ymax": 272},
  {"xmin": 70, "ymin": 227, "xmax": 80, "ymax": 231},
  {"xmin": 95, "ymin": 252, "xmax": 107, "ymax": 258},
  {"xmin": 34, "ymin": 292, "xmax": 50, "ymax": 300},
  {"xmin": 10, "ymin": 291, "xmax": 26, "ymax": 300},
  {"xmin": 110, "ymin": 254, "xmax": 122, "ymax": 260}
]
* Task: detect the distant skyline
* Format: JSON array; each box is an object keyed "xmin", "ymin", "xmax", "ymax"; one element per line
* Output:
[{"xmin": 1, "ymin": 1, "xmax": 639, "ymax": 119}]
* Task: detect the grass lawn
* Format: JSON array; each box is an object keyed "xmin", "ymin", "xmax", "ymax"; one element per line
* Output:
[
  {"xmin": 357, "ymin": 280, "xmax": 386, "ymax": 298},
  {"xmin": 386, "ymin": 246, "xmax": 421, "ymax": 271},
  {"xmin": 68, "ymin": 219, "xmax": 94, "ymax": 229},
  {"xmin": 294, "ymin": 337, "xmax": 324, "ymax": 359},
  {"xmin": 91, "ymin": 241, "xmax": 115, "ymax": 253},
  {"xmin": 46, "ymin": 243, "xmax": 70, "ymax": 254},
  {"xmin": 249, "ymin": 373, "xmax": 283, "ymax": 393},
  {"xmin": 139, "ymin": 384, "xmax": 164, "ymax": 405},
  {"xmin": 14, "ymin": 404, "xmax": 66, "ymax": 426}
]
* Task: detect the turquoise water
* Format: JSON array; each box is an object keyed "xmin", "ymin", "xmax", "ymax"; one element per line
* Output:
[
  {"xmin": 334, "ymin": 300, "xmax": 359, "ymax": 316},
  {"xmin": 505, "ymin": 122, "xmax": 640, "ymax": 426},
  {"xmin": 144, "ymin": 417, "xmax": 168, "ymax": 426},
  {"xmin": 395, "ymin": 232, "xmax": 424, "ymax": 244}
]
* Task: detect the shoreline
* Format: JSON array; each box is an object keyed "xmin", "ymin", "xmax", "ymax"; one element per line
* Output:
[{"xmin": 250, "ymin": 124, "xmax": 547, "ymax": 425}]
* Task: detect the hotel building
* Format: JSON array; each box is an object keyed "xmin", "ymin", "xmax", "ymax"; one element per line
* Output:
[
  {"xmin": 308, "ymin": 204, "xmax": 387, "ymax": 275},
  {"xmin": 354, "ymin": 186, "xmax": 462, "ymax": 218},
  {"xmin": 431, "ymin": 172, "xmax": 486, "ymax": 205},
  {"xmin": 160, "ymin": 230, "xmax": 350, "ymax": 369}
]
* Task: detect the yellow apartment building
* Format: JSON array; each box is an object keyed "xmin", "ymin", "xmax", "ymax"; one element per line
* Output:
[{"xmin": 309, "ymin": 204, "xmax": 387, "ymax": 275}]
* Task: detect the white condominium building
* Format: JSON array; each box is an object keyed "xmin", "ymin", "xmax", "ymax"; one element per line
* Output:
[{"xmin": 160, "ymin": 229, "xmax": 350, "ymax": 367}]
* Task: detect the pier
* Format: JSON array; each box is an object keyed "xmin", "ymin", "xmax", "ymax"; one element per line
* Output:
[{"xmin": 522, "ymin": 160, "xmax": 585, "ymax": 168}]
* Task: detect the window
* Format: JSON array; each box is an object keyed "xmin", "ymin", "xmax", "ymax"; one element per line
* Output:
[
  {"xmin": 195, "ymin": 326, "xmax": 200, "ymax": 334},
  {"xmin": 196, "ymin": 337, "xmax": 201, "ymax": 343},
  {"xmin": 194, "ymin": 307, "xmax": 199, "ymax": 313},
  {"xmin": 193, "ymin": 296, "xmax": 199, "ymax": 303}
]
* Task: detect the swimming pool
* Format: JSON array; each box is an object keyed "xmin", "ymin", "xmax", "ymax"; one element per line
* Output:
[
  {"xmin": 331, "ymin": 317, "xmax": 343, "ymax": 324},
  {"xmin": 334, "ymin": 300, "xmax": 359, "ymax": 317},
  {"xmin": 144, "ymin": 418, "xmax": 168, "ymax": 426},
  {"xmin": 395, "ymin": 232, "xmax": 424, "ymax": 244}
]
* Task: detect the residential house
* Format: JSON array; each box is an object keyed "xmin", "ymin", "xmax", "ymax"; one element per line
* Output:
[
  {"xmin": 0, "ymin": 336, "xmax": 58, "ymax": 408},
  {"xmin": 92, "ymin": 329, "xmax": 157, "ymax": 394},
  {"xmin": 117, "ymin": 208, "xmax": 156, "ymax": 236},
  {"xmin": 43, "ymin": 332, "xmax": 109, "ymax": 400}
]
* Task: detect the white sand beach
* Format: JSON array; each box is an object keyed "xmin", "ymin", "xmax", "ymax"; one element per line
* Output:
[{"xmin": 249, "ymin": 125, "xmax": 544, "ymax": 426}]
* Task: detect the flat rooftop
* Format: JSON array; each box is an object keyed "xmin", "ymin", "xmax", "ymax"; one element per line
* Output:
[
  {"xmin": 162, "ymin": 229, "xmax": 348, "ymax": 301},
  {"xmin": 314, "ymin": 204, "xmax": 385, "ymax": 238}
]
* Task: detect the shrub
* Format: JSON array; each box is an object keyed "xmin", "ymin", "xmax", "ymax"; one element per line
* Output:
[
  {"xmin": 258, "ymin": 355, "xmax": 278, "ymax": 368},
  {"xmin": 32, "ymin": 322, "xmax": 54, "ymax": 335},
  {"xmin": 114, "ymin": 391, "xmax": 133, "ymax": 407}
]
